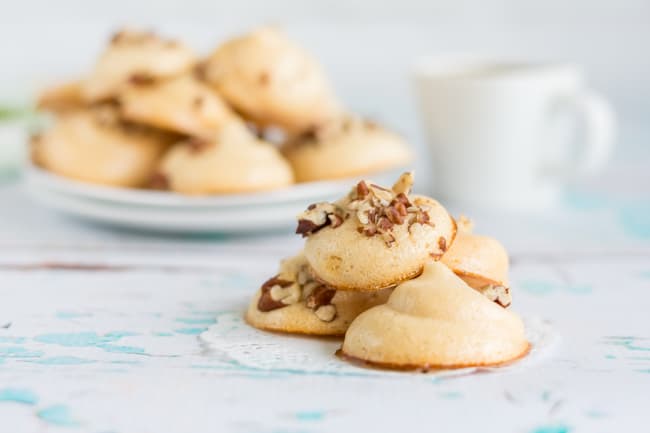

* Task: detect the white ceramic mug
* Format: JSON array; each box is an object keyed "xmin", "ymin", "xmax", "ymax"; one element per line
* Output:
[{"xmin": 414, "ymin": 58, "xmax": 616, "ymax": 210}]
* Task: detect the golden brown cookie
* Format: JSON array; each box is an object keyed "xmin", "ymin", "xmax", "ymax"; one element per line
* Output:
[
  {"xmin": 245, "ymin": 253, "xmax": 392, "ymax": 336},
  {"xmin": 37, "ymin": 80, "xmax": 85, "ymax": 112},
  {"xmin": 119, "ymin": 74, "xmax": 235, "ymax": 137},
  {"xmin": 32, "ymin": 106, "xmax": 171, "ymax": 187},
  {"xmin": 340, "ymin": 261, "xmax": 529, "ymax": 370},
  {"xmin": 158, "ymin": 122, "xmax": 294, "ymax": 194},
  {"xmin": 298, "ymin": 172, "xmax": 456, "ymax": 291},
  {"xmin": 83, "ymin": 29, "xmax": 196, "ymax": 102},
  {"xmin": 282, "ymin": 116, "xmax": 412, "ymax": 182},
  {"xmin": 203, "ymin": 27, "xmax": 341, "ymax": 134},
  {"xmin": 441, "ymin": 231, "xmax": 511, "ymax": 307}
]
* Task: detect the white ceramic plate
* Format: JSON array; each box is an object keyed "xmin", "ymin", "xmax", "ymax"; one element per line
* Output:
[
  {"xmin": 25, "ymin": 162, "xmax": 408, "ymax": 232},
  {"xmin": 27, "ymin": 186, "xmax": 302, "ymax": 233},
  {"xmin": 26, "ymin": 163, "xmax": 404, "ymax": 208}
]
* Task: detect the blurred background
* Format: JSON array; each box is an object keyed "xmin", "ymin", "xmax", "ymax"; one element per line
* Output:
[{"xmin": 1, "ymin": 0, "xmax": 649, "ymax": 190}]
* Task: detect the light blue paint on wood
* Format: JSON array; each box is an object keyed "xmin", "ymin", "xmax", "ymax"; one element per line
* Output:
[
  {"xmin": 295, "ymin": 410, "xmax": 326, "ymax": 421},
  {"xmin": 585, "ymin": 409, "xmax": 607, "ymax": 418},
  {"xmin": 0, "ymin": 388, "xmax": 38, "ymax": 405},
  {"xmin": 34, "ymin": 331, "xmax": 138, "ymax": 347},
  {"xmin": 620, "ymin": 203, "xmax": 650, "ymax": 239},
  {"xmin": 519, "ymin": 280, "xmax": 555, "ymax": 295},
  {"xmin": 530, "ymin": 425, "xmax": 571, "ymax": 433},
  {"xmin": 55, "ymin": 311, "xmax": 92, "ymax": 319},
  {"xmin": 563, "ymin": 190, "xmax": 608, "ymax": 211},
  {"xmin": 25, "ymin": 356, "xmax": 96, "ymax": 365},
  {"xmin": 174, "ymin": 327, "xmax": 207, "ymax": 335},
  {"xmin": 175, "ymin": 317, "xmax": 215, "ymax": 325},
  {"xmin": 0, "ymin": 336, "xmax": 26, "ymax": 343},
  {"xmin": 37, "ymin": 404, "xmax": 80, "ymax": 427},
  {"xmin": 98, "ymin": 344, "xmax": 146, "ymax": 355},
  {"xmin": 0, "ymin": 346, "xmax": 43, "ymax": 358}
]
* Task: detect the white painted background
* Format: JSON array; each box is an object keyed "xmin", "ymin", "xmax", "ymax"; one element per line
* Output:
[{"xmin": 1, "ymin": 0, "xmax": 648, "ymax": 171}]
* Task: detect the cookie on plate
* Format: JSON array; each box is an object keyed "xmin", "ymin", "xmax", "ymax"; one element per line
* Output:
[
  {"xmin": 246, "ymin": 252, "xmax": 392, "ymax": 336},
  {"xmin": 32, "ymin": 106, "xmax": 171, "ymax": 187},
  {"xmin": 119, "ymin": 74, "xmax": 235, "ymax": 137},
  {"xmin": 298, "ymin": 172, "xmax": 456, "ymax": 291},
  {"xmin": 83, "ymin": 29, "xmax": 196, "ymax": 102},
  {"xmin": 203, "ymin": 27, "xmax": 341, "ymax": 134},
  {"xmin": 282, "ymin": 116, "xmax": 412, "ymax": 182},
  {"xmin": 340, "ymin": 261, "xmax": 529, "ymax": 369},
  {"xmin": 157, "ymin": 122, "xmax": 294, "ymax": 194},
  {"xmin": 37, "ymin": 80, "xmax": 85, "ymax": 112}
]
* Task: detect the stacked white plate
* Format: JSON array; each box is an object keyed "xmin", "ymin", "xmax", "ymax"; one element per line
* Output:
[{"xmin": 25, "ymin": 162, "xmax": 404, "ymax": 233}]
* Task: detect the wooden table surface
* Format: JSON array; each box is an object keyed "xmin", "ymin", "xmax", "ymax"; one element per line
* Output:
[{"xmin": 0, "ymin": 157, "xmax": 649, "ymax": 432}]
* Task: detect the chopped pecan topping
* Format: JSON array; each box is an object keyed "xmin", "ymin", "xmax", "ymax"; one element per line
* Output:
[
  {"xmin": 329, "ymin": 214, "xmax": 344, "ymax": 228},
  {"xmin": 356, "ymin": 180, "xmax": 369, "ymax": 198},
  {"xmin": 186, "ymin": 137, "xmax": 210, "ymax": 153},
  {"xmin": 295, "ymin": 203, "xmax": 343, "ymax": 237},
  {"xmin": 480, "ymin": 285, "xmax": 512, "ymax": 308},
  {"xmin": 314, "ymin": 304, "xmax": 337, "ymax": 322},
  {"xmin": 296, "ymin": 219, "xmax": 321, "ymax": 236},
  {"xmin": 258, "ymin": 72, "xmax": 270, "ymax": 85},
  {"xmin": 193, "ymin": 96, "xmax": 204, "ymax": 109},
  {"xmin": 194, "ymin": 62, "xmax": 208, "ymax": 81},
  {"xmin": 438, "ymin": 236, "xmax": 447, "ymax": 252},
  {"xmin": 149, "ymin": 173, "xmax": 169, "ymax": 190},
  {"xmin": 305, "ymin": 286, "xmax": 336, "ymax": 310},
  {"xmin": 456, "ymin": 215, "xmax": 474, "ymax": 233},
  {"xmin": 110, "ymin": 31, "xmax": 125, "ymax": 44},
  {"xmin": 129, "ymin": 73, "xmax": 156, "ymax": 85},
  {"xmin": 257, "ymin": 276, "xmax": 294, "ymax": 312},
  {"xmin": 392, "ymin": 172, "xmax": 414, "ymax": 195}
]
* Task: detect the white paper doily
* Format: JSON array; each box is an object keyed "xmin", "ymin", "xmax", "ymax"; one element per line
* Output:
[{"xmin": 199, "ymin": 311, "xmax": 557, "ymax": 379}]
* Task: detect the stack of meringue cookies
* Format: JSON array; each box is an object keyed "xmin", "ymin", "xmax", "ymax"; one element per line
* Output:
[
  {"xmin": 33, "ymin": 27, "xmax": 411, "ymax": 193},
  {"xmin": 246, "ymin": 172, "xmax": 530, "ymax": 370}
]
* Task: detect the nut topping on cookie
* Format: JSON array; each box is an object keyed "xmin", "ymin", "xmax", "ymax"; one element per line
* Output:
[
  {"xmin": 256, "ymin": 258, "xmax": 339, "ymax": 322},
  {"xmin": 348, "ymin": 172, "xmax": 433, "ymax": 246},
  {"xmin": 296, "ymin": 172, "xmax": 436, "ymax": 247},
  {"xmin": 257, "ymin": 276, "xmax": 294, "ymax": 312},
  {"xmin": 314, "ymin": 304, "xmax": 337, "ymax": 322},
  {"xmin": 129, "ymin": 72, "xmax": 156, "ymax": 85},
  {"xmin": 296, "ymin": 202, "xmax": 344, "ymax": 237},
  {"xmin": 480, "ymin": 285, "xmax": 512, "ymax": 308}
]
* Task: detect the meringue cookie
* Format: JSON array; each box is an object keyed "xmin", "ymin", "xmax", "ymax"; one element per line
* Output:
[
  {"xmin": 298, "ymin": 172, "xmax": 456, "ymax": 291},
  {"xmin": 341, "ymin": 261, "xmax": 529, "ymax": 369},
  {"xmin": 119, "ymin": 74, "xmax": 235, "ymax": 137},
  {"xmin": 204, "ymin": 27, "xmax": 341, "ymax": 134},
  {"xmin": 83, "ymin": 29, "xmax": 196, "ymax": 102},
  {"xmin": 282, "ymin": 116, "xmax": 412, "ymax": 182},
  {"xmin": 245, "ymin": 253, "xmax": 391, "ymax": 336},
  {"xmin": 37, "ymin": 80, "xmax": 85, "ymax": 112},
  {"xmin": 158, "ymin": 122, "xmax": 294, "ymax": 194},
  {"xmin": 32, "ymin": 106, "xmax": 171, "ymax": 187}
]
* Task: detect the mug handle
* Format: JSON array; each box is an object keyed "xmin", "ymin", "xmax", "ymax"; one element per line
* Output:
[{"xmin": 548, "ymin": 90, "xmax": 616, "ymax": 177}]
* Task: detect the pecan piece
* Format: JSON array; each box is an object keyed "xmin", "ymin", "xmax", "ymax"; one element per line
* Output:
[
  {"xmin": 481, "ymin": 285, "xmax": 512, "ymax": 308},
  {"xmin": 438, "ymin": 236, "xmax": 447, "ymax": 252},
  {"xmin": 129, "ymin": 73, "xmax": 156, "ymax": 85},
  {"xmin": 257, "ymin": 276, "xmax": 293, "ymax": 312},
  {"xmin": 305, "ymin": 286, "xmax": 336, "ymax": 310},
  {"xmin": 295, "ymin": 203, "xmax": 341, "ymax": 237},
  {"xmin": 296, "ymin": 219, "xmax": 321, "ymax": 236},
  {"xmin": 149, "ymin": 173, "xmax": 169, "ymax": 190},
  {"xmin": 186, "ymin": 137, "xmax": 210, "ymax": 154},
  {"xmin": 356, "ymin": 180, "xmax": 369, "ymax": 198},
  {"xmin": 314, "ymin": 304, "xmax": 337, "ymax": 322}
]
